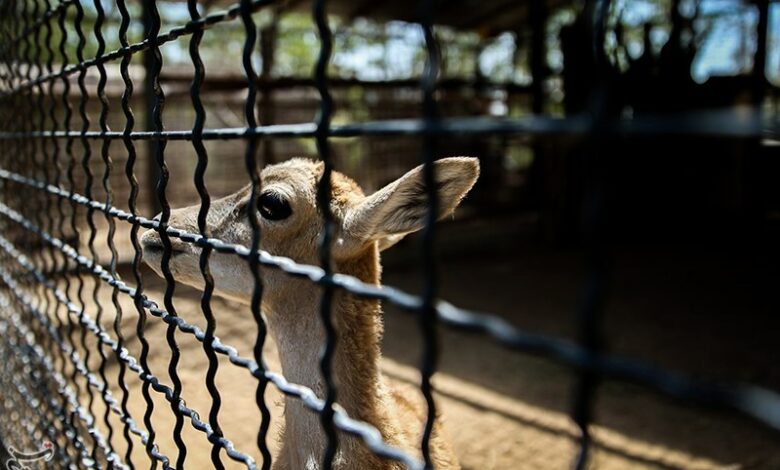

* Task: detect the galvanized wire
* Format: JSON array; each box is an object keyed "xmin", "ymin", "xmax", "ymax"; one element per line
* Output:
[
  {"xmin": 54, "ymin": 4, "xmax": 103, "ymax": 466},
  {"xmin": 0, "ymin": 0, "xmax": 277, "ymax": 99},
  {"xmin": 0, "ymin": 110, "xmax": 773, "ymax": 140},
  {"xmin": 0, "ymin": 318, "xmax": 92, "ymax": 469},
  {"xmin": 143, "ymin": 0, "xmax": 178, "ymax": 467},
  {"xmin": 0, "ymin": 253, "xmax": 170, "ymax": 469},
  {"xmin": 2, "ymin": 2, "xmax": 780, "ymax": 470},
  {"xmin": 570, "ymin": 2, "xmax": 612, "ymax": 468},
  {"xmin": 417, "ymin": 0, "xmax": 441, "ymax": 468},
  {"xmin": 0, "ymin": 223, "xmax": 257, "ymax": 469},
  {"xmin": 237, "ymin": 0, "xmax": 274, "ymax": 467},
  {"xmin": 0, "ymin": 286, "xmax": 126, "ymax": 470},
  {"xmin": 312, "ymin": 0, "xmax": 340, "ymax": 468},
  {"xmin": 0, "ymin": 232, "xmax": 173, "ymax": 468},
  {"xmin": 33, "ymin": 4, "xmax": 77, "ymax": 464},
  {"xmin": 185, "ymin": 0, "xmax": 226, "ymax": 467},
  {"xmin": 0, "ymin": 198, "xmax": 421, "ymax": 470},
  {"xmin": 3, "ymin": 166, "xmax": 780, "ymax": 438},
  {"xmin": 0, "ymin": 0, "xmax": 77, "ymax": 59}
]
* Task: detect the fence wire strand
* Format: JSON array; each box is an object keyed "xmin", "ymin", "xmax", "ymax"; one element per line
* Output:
[
  {"xmin": 418, "ymin": 1, "xmax": 441, "ymax": 468},
  {"xmin": 237, "ymin": 0, "xmax": 274, "ymax": 467},
  {"xmin": 312, "ymin": 0, "xmax": 340, "ymax": 468}
]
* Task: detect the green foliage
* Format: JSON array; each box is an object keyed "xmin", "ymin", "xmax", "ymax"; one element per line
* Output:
[{"xmin": 5, "ymin": 2, "xmax": 519, "ymax": 83}]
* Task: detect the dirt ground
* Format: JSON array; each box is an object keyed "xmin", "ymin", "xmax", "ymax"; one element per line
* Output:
[{"xmin": 34, "ymin": 216, "xmax": 780, "ymax": 469}]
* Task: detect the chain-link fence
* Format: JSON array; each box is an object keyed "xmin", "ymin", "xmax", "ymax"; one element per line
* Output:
[{"xmin": 0, "ymin": 0, "xmax": 779, "ymax": 469}]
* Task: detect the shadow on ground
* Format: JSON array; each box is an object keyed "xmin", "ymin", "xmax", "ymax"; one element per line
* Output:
[
  {"xmin": 379, "ymin": 216, "xmax": 780, "ymax": 469},
  {"xmin": 88, "ymin": 215, "xmax": 780, "ymax": 469}
]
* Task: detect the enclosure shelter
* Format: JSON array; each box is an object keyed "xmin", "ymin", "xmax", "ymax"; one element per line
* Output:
[{"xmin": 1, "ymin": 0, "xmax": 780, "ymax": 469}]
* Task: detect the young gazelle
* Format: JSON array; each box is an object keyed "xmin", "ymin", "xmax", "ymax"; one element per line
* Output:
[{"xmin": 140, "ymin": 157, "xmax": 479, "ymax": 469}]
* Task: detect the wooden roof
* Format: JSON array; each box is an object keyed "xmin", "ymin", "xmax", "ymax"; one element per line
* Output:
[{"xmin": 204, "ymin": 0, "xmax": 569, "ymax": 37}]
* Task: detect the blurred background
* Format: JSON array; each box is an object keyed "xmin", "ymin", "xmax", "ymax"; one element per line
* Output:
[
  {"xmin": 52, "ymin": 0, "xmax": 780, "ymax": 247},
  {"xmin": 3, "ymin": 0, "xmax": 780, "ymax": 468}
]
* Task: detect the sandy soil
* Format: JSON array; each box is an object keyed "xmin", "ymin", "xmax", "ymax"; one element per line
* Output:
[{"xmin": 18, "ymin": 221, "xmax": 780, "ymax": 470}]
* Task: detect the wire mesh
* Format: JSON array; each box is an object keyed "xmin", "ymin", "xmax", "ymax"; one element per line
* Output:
[{"xmin": 0, "ymin": 1, "xmax": 779, "ymax": 470}]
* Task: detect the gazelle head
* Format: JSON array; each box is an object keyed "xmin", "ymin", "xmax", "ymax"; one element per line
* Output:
[{"xmin": 140, "ymin": 157, "xmax": 479, "ymax": 306}]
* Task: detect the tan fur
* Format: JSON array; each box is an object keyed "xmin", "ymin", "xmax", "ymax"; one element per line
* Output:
[{"xmin": 140, "ymin": 157, "xmax": 479, "ymax": 469}]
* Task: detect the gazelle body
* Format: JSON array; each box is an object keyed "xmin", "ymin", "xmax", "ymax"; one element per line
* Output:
[{"xmin": 141, "ymin": 157, "xmax": 479, "ymax": 469}]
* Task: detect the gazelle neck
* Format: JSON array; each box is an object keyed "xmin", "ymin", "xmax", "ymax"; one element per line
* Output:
[{"xmin": 264, "ymin": 248, "xmax": 395, "ymax": 469}]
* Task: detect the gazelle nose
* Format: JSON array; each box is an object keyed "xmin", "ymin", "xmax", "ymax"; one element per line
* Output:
[
  {"xmin": 141, "ymin": 213, "xmax": 164, "ymax": 250},
  {"xmin": 140, "ymin": 227, "xmax": 188, "ymax": 255},
  {"xmin": 140, "ymin": 228, "xmax": 164, "ymax": 255}
]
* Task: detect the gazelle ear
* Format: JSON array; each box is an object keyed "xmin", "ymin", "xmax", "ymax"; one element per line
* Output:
[{"xmin": 339, "ymin": 157, "xmax": 479, "ymax": 254}]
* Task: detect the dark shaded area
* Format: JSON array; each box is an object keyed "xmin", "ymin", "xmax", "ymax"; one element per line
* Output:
[
  {"xmin": 381, "ymin": 217, "xmax": 780, "ymax": 467},
  {"xmin": 543, "ymin": 0, "xmax": 775, "ymax": 246}
]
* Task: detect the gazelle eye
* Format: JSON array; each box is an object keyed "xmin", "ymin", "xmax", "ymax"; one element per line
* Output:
[{"xmin": 258, "ymin": 192, "xmax": 292, "ymax": 221}]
